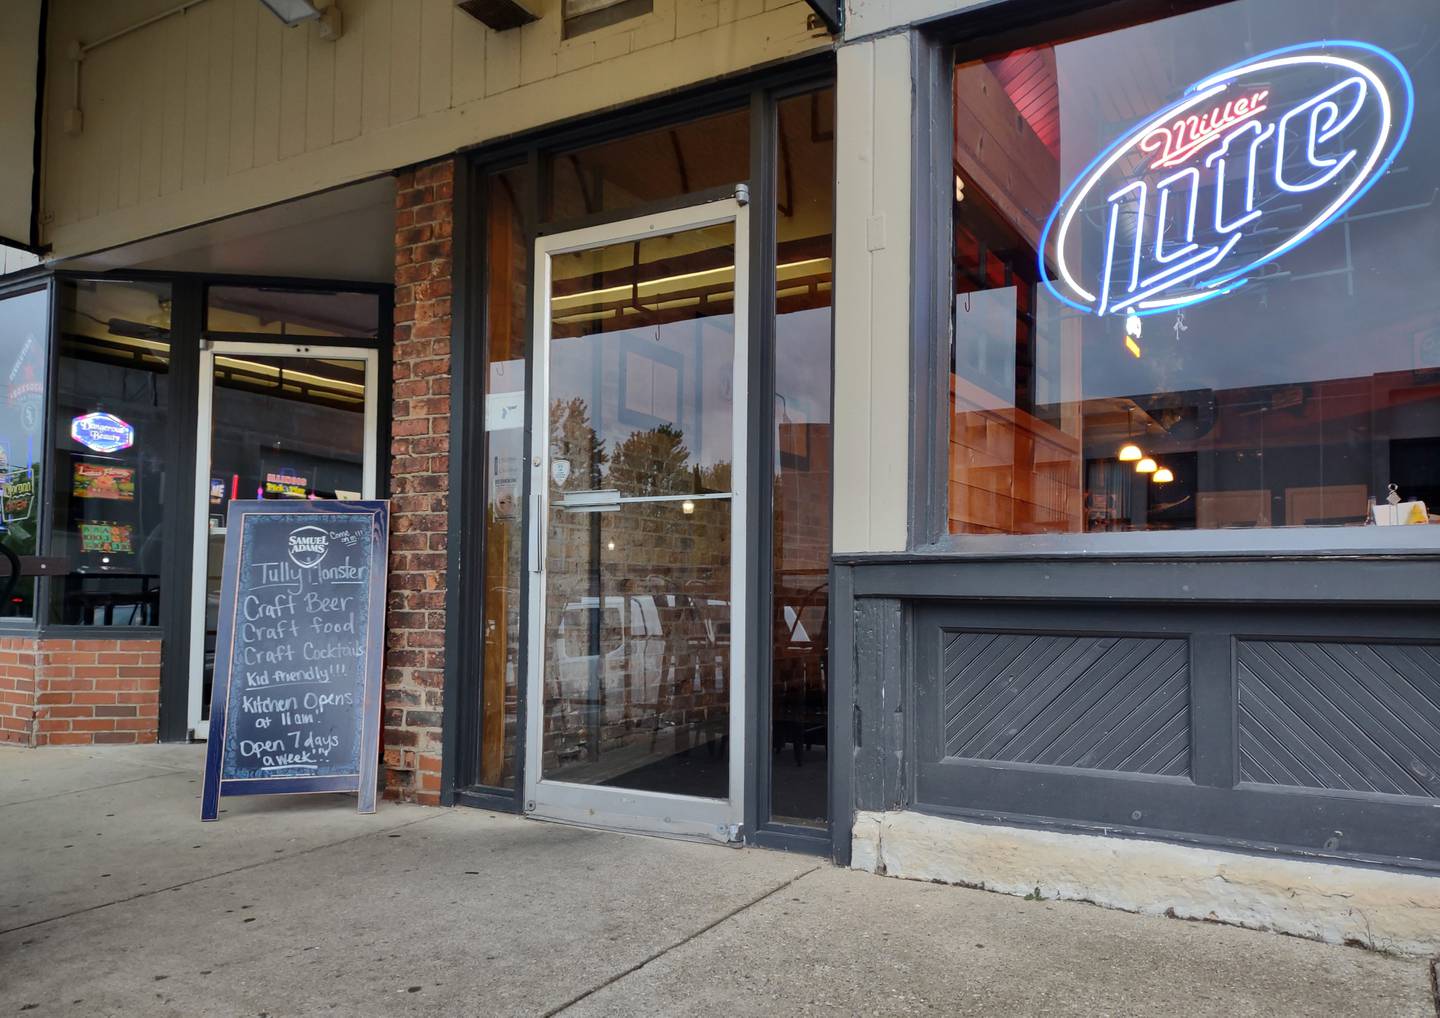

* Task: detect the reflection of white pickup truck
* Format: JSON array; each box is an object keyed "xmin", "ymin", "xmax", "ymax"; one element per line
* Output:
[{"xmin": 551, "ymin": 593, "xmax": 729, "ymax": 721}]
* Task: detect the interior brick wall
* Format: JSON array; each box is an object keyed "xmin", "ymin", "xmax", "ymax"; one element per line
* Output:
[
  {"xmin": 0, "ymin": 636, "xmax": 161, "ymax": 747},
  {"xmin": 384, "ymin": 159, "xmax": 454, "ymax": 805}
]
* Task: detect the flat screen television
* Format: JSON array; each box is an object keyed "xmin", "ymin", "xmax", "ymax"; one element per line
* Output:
[{"xmin": 73, "ymin": 461, "xmax": 136, "ymax": 502}]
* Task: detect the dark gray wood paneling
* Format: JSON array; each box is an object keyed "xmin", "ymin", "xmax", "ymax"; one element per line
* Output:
[
  {"xmin": 942, "ymin": 633, "xmax": 1189, "ymax": 776},
  {"xmin": 884, "ymin": 596, "xmax": 1440, "ymax": 869},
  {"xmin": 1238, "ymin": 640, "xmax": 1440, "ymax": 799},
  {"xmin": 853, "ymin": 597, "xmax": 905, "ymax": 813}
]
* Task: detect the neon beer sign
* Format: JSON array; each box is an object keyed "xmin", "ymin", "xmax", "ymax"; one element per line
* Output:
[{"xmin": 1040, "ymin": 42, "xmax": 1414, "ymax": 317}]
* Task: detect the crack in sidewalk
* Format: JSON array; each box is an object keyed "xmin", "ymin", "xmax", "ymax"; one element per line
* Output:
[
  {"xmin": 0, "ymin": 810, "xmax": 446, "ymax": 937},
  {"xmin": 0, "ymin": 769, "xmax": 195, "ymax": 810},
  {"xmin": 543, "ymin": 863, "xmax": 824, "ymax": 1017}
]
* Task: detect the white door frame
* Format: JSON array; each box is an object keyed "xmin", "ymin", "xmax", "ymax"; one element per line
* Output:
[
  {"xmin": 187, "ymin": 342, "xmax": 381, "ymax": 738},
  {"xmin": 524, "ymin": 193, "xmax": 750, "ymax": 842}
]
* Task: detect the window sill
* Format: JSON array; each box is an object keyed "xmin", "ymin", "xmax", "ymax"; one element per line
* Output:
[{"xmin": 887, "ymin": 525, "xmax": 1440, "ymax": 562}]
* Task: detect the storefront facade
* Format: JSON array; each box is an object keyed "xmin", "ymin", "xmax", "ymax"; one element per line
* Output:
[
  {"xmin": 3, "ymin": 0, "xmax": 839, "ymax": 855},
  {"xmin": 832, "ymin": 0, "xmax": 1440, "ymax": 947},
  {"xmin": 0, "ymin": 270, "xmax": 390, "ymax": 746},
  {"xmin": 3, "ymin": 0, "xmax": 1438, "ymax": 948}
]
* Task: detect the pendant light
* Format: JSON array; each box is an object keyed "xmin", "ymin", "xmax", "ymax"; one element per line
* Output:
[
  {"xmin": 1136, "ymin": 457, "xmax": 1158, "ymax": 474},
  {"xmin": 1152, "ymin": 467, "xmax": 1174, "ymax": 483},
  {"xmin": 1118, "ymin": 408, "xmax": 1142, "ymax": 462}
]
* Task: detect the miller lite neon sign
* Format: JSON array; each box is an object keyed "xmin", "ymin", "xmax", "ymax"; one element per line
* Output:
[{"xmin": 1040, "ymin": 42, "xmax": 1414, "ymax": 318}]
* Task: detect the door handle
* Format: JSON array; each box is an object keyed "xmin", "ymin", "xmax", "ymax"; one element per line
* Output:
[
  {"xmin": 556, "ymin": 489, "xmax": 622, "ymax": 513},
  {"xmin": 529, "ymin": 492, "xmax": 546, "ymax": 573}
]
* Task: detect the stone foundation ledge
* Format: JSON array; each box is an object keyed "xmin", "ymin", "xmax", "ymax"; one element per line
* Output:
[{"xmin": 852, "ymin": 810, "xmax": 1440, "ymax": 957}]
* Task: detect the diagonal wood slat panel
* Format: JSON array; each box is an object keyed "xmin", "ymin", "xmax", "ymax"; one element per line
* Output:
[
  {"xmin": 941, "ymin": 632, "xmax": 1190, "ymax": 776},
  {"xmin": 1238, "ymin": 640, "xmax": 1440, "ymax": 799}
]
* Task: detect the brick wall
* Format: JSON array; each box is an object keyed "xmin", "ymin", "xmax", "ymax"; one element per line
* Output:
[
  {"xmin": 0, "ymin": 637, "xmax": 38, "ymax": 745},
  {"xmin": 0, "ymin": 636, "xmax": 161, "ymax": 747},
  {"xmin": 384, "ymin": 160, "xmax": 455, "ymax": 805}
]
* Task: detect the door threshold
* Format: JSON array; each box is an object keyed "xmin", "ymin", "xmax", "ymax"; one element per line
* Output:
[{"xmin": 525, "ymin": 805, "xmax": 742, "ymax": 847}]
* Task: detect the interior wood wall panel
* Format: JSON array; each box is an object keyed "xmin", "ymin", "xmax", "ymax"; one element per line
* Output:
[{"xmin": 40, "ymin": 0, "xmax": 826, "ymax": 257}]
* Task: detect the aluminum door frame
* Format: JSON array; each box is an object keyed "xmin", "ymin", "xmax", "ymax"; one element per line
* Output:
[
  {"xmin": 524, "ymin": 193, "xmax": 751, "ymax": 842},
  {"xmin": 187, "ymin": 341, "xmax": 380, "ymax": 738}
]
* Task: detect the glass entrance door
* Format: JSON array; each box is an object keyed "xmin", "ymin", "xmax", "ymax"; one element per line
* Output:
[
  {"xmin": 525, "ymin": 194, "xmax": 749, "ymax": 841},
  {"xmin": 187, "ymin": 343, "xmax": 379, "ymax": 737}
]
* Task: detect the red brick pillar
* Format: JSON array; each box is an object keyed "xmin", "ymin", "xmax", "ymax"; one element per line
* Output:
[{"xmin": 384, "ymin": 160, "xmax": 455, "ymax": 804}]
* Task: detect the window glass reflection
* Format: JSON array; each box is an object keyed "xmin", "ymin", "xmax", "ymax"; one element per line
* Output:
[
  {"xmin": 0, "ymin": 288, "xmax": 48, "ymax": 617},
  {"xmin": 548, "ymin": 108, "xmax": 750, "ymax": 222},
  {"xmin": 51, "ymin": 280, "xmax": 170, "ymax": 625},
  {"xmin": 771, "ymin": 87, "xmax": 834, "ymax": 828},
  {"xmin": 950, "ymin": 0, "xmax": 1440, "ymax": 535},
  {"xmin": 206, "ymin": 286, "xmax": 379, "ymax": 339},
  {"xmin": 540, "ymin": 222, "xmax": 738, "ymax": 796},
  {"xmin": 479, "ymin": 166, "xmax": 529, "ymax": 789}
]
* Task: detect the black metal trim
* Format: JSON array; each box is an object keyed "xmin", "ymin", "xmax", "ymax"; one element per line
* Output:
[
  {"xmin": 49, "ymin": 267, "xmax": 392, "ymax": 294},
  {"xmin": 845, "ymin": 555, "xmax": 1440, "ymax": 605},
  {"xmin": 38, "ymin": 624, "xmax": 163, "ymax": 639},
  {"xmin": 907, "ymin": 30, "xmax": 953, "ymax": 551},
  {"xmin": 441, "ymin": 156, "xmax": 483, "ymax": 804},
  {"xmin": 828, "ymin": 563, "xmax": 855, "ymax": 865},
  {"xmin": 157, "ymin": 277, "xmax": 203, "ymax": 741},
  {"xmin": 454, "ymin": 785, "xmax": 522, "ymax": 812},
  {"xmin": 802, "ymin": 0, "xmax": 841, "ymax": 34},
  {"xmin": 751, "ymin": 824, "xmax": 829, "ymax": 855},
  {"xmin": 744, "ymin": 87, "xmax": 777, "ymax": 842}
]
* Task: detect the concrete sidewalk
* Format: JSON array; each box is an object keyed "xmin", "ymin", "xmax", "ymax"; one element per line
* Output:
[{"xmin": 1, "ymin": 745, "xmax": 1434, "ymax": 1017}]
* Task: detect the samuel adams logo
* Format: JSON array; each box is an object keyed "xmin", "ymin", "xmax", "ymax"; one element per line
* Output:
[
  {"xmin": 1040, "ymin": 42, "xmax": 1415, "ymax": 318},
  {"xmin": 287, "ymin": 526, "xmax": 330, "ymax": 568}
]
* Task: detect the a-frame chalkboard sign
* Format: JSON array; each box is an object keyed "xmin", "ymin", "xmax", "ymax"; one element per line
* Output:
[{"xmin": 202, "ymin": 500, "xmax": 389, "ymax": 820}]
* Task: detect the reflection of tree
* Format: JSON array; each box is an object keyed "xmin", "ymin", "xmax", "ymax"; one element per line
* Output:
[
  {"xmin": 549, "ymin": 397, "xmax": 606, "ymax": 490},
  {"xmin": 609, "ymin": 424, "xmax": 690, "ymax": 495},
  {"xmin": 609, "ymin": 425, "xmax": 733, "ymax": 497}
]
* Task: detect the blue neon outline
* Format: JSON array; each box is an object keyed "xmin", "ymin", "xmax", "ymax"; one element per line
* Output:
[{"xmin": 1035, "ymin": 40, "xmax": 1415, "ymax": 317}]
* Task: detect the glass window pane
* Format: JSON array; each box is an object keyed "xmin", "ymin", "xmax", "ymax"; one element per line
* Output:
[
  {"xmin": 479, "ymin": 166, "xmax": 529, "ymax": 789},
  {"xmin": 206, "ymin": 286, "xmax": 379, "ymax": 339},
  {"xmin": 540, "ymin": 498, "xmax": 732, "ymax": 798},
  {"xmin": 547, "ymin": 222, "xmax": 736, "ymax": 499},
  {"xmin": 50, "ymin": 280, "xmax": 170, "ymax": 625},
  {"xmin": 771, "ymin": 87, "xmax": 834, "ymax": 827},
  {"xmin": 199, "ymin": 353, "xmax": 369, "ymax": 718},
  {"xmin": 547, "ymin": 107, "xmax": 750, "ymax": 222},
  {"xmin": 0, "ymin": 287, "xmax": 48, "ymax": 618},
  {"xmin": 539, "ymin": 219, "xmax": 740, "ymax": 798},
  {"xmin": 949, "ymin": 1, "xmax": 1440, "ymax": 535}
]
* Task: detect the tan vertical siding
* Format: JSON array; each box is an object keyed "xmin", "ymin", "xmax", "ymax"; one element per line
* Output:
[{"xmin": 41, "ymin": 0, "xmax": 829, "ymax": 257}]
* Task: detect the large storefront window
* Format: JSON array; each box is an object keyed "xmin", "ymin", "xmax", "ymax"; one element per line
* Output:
[
  {"xmin": 949, "ymin": 1, "xmax": 1440, "ymax": 536},
  {"xmin": 771, "ymin": 87, "xmax": 833, "ymax": 827},
  {"xmin": 0, "ymin": 288, "xmax": 48, "ymax": 617},
  {"xmin": 479, "ymin": 165, "xmax": 529, "ymax": 789},
  {"xmin": 50, "ymin": 280, "xmax": 171, "ymax": 625}
]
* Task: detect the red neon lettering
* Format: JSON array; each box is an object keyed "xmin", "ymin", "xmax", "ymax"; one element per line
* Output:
[{"xmin": 1140, "ymin": 89, "xmax": 1269, "ymax": 170}]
